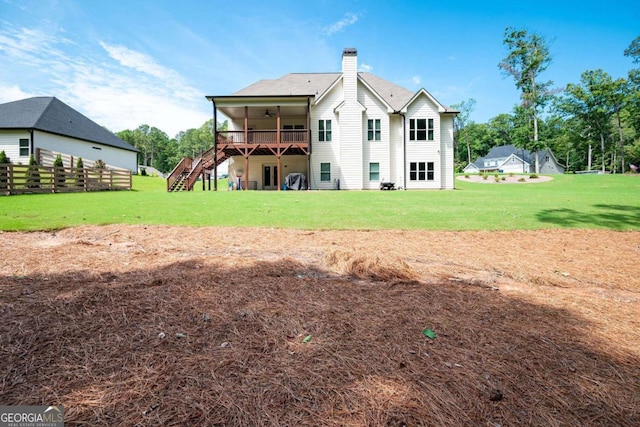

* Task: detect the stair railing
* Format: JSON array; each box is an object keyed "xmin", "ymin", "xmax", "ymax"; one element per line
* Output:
[
  {"xmin": 167, "ymin": 157, "xmax": 192, "ymax": 191},
  {"xmin": 182, "ymin": 157, "xmax": 204, "ymax": 191}
]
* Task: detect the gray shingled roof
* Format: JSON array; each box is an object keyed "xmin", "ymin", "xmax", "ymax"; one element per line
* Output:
[
  {"xmin": 231, "ymin": 71, "xmax": 443, "ymax": 113},
  {"xmin": 485, "ymin": 144, "xmax": 532, "ymax": 163},
  {"xmin": 358, "ymin": 73, "xmax": 414, "ymax": 111},
  {"xmin": 0, "ymin": 97, "xmax": 138, "ymax": 152},
  {"xmin": 233, "ymin": 73, "xmax": 341, "ymax": 97}
]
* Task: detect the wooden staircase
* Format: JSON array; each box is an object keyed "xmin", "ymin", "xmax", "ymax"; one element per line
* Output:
[{"xmin": 166, "ymin": 147, "xmax": 228, "ymax": 192}]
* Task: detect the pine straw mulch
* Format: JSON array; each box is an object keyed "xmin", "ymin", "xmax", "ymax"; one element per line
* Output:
[{"xmin": 0, "ymin": 225, "xmax": 639, "ymax": 426}]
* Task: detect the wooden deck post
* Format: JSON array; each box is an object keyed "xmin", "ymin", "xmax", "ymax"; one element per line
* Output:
[{"xmin": 276, "ymin": 106, "xmax": 281, "ymax": 191}]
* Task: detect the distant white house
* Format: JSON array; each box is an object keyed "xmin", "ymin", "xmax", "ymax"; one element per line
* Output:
[
  {"xmin": 173, "ymin": 48, "xmax": 459, "ymax": 191},
  {"xmin": 464, "ymin": 144, "xmax": 564, "ymax": 174},
  {"xmin": 0, "ymin": 97, "xmax": 138, "ymax": 171}
]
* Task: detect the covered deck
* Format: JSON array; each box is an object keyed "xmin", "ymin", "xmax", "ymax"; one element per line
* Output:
[{"xmin": 208, "ymin": 96, "xmax": 312, "ymax": 191}]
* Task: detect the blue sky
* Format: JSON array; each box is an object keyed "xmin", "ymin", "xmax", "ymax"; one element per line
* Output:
[{"xmin": 1, "ymin": 0, "xmax": 638, "ymax": 137}]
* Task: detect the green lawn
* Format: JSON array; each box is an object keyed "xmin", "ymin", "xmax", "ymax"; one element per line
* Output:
[{"xmin": 1, "ymin": 174, "xmax": 639, "ymax": 231}]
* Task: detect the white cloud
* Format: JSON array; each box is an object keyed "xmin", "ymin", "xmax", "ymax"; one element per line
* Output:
[
  {"xmin": 100, "ymin": 41, "xmax": 177, "ymax": 81},
  {"xmin": 0, "ymin": 25, "xmax": 210, "ymax": 137},
  {"xmin": 412, "ymin": 76, "xmax": 421, "ymax": 85},
  {"xmin": 322, "ymin": 12, "xmax": 360, "ymax": 36},
  {"xmin": 0, "ymin": 84, "xmax": 36, "ymax": 103},
  {"xmin": 359, "ymin": 63, "xmax": 373, "ymax": 72}
]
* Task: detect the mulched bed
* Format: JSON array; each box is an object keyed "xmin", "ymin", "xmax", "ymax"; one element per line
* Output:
[{"xmin": 0, "ymin": 226, "xmax": 638, "ymax": 426}]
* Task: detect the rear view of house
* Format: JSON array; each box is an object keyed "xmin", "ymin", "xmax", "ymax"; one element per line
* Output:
[{"xmin": 168, "ymin": 48, "xmax": 458, "ymax": 191}]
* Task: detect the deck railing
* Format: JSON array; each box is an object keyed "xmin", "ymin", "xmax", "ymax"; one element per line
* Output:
[{"xmin": 217, "ymin": 130, "xmax": 309, "ymax": 144}]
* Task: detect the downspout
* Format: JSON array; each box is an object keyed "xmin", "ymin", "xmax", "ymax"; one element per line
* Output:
[
  {"xmin": 29, "ymin": 129, "xmax": 34, "ymax": 159},
  {"xmin": 244, "ymin": 106, "xmax": 249, "ymax": 191},
  {"xmin": 212, "ymin": 99, "xmax": 218, "ymax": 191}
]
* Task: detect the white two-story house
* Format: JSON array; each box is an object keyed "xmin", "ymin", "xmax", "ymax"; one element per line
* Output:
[{"xmin": 169, "ymin": 48, "xmax": 458, "ymax": 191}]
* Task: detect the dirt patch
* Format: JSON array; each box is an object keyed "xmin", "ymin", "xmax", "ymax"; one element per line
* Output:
[
  {"xmin": 457, "ymin": 174, "xmax": 554, "ymax": 184},
  {"xmin": 1, "ymin": 225, "xmax": 639, "ymax": 426}
]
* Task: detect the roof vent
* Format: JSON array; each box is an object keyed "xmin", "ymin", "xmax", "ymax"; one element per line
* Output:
[{"xmin": 342, "ymin": 48, "xmax": 357, "ymax": 57}]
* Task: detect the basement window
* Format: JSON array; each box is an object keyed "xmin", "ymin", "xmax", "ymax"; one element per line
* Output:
[
  {"xmin": 410, "ymin": 162, "xmax": 434, "ymax": 181},
  {"xmin": 369, "ymin": 162, "xmax": 380, "ymax": 181},
  {"xmin": 320, "ymin": 163, "xmax": 331, "ymax": 182}
]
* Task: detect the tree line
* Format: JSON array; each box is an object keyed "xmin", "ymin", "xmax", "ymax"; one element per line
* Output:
[
  {"xmin": 119, "ymin": 30, "xmax": 640, "ymax": 175},
  {"xmin": 117, "ymin": 120, "xmax": 228, "ymax": 174},
  {"xmin": 453, "ymin": 30, "xmax": 640, "ymax": 173}
]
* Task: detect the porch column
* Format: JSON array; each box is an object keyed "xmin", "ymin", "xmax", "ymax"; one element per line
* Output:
[
  {"xmin": 276, "ymin": 106, "xmax": 281, "ymax": 191},
  {"xmin": 244, "ymin": 106, "xmax": 250, "ymax": 190},
  {"xmin": 213, "ymin": 99, "xmax": 218, "ymax": 191},
  {"xmin": 244, "ymin": 157, "xmax": 249, "ymax": 190}
]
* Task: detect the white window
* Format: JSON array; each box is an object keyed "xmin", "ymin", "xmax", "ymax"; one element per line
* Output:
[
  {"xmin": 19, "ymin": 138, "xmax": 29, "ymax": 157},
  {"xmin": 369, "ymin": 162, "xmax": 380, "ymax": 181},
  {"xmin": 367, "ymin": 119, "xmax": 381, "ymax": 141},
  {"xmin": 320, "ymin": 163, "xmax": 331, "ymax": 182},
  {"xmin": 318, "ymin": 120, "xmax": 332, "ymax": 142},
  {"xmin": 410, "ymin": 162, "xmax": 434, "ymax": 181},
  {"xmin": 409, "ymin": 119, "xmax": 434, "ymax": 141}
]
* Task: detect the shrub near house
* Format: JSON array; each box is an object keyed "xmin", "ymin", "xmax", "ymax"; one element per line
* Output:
[
  {"xmin": 0, "ymin": 150, "xmax": 9, "ymax": 192},
  {"xmin": 53, "ymin": 154, "xmax": 65, "ymax": 188}
]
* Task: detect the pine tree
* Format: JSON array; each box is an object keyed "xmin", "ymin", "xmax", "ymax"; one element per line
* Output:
[{"xmin": 26, "ymin": 154, "xmax": 41, "ymax": 189}]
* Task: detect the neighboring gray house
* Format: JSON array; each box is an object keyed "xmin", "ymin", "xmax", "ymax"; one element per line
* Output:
[
  {"xmin": 464, "ymin": 144, "xmax": 564, "ymax": 174},
  {"xmin": 0, "ymin": 97, "xmax": 138, "ymax": 171}
]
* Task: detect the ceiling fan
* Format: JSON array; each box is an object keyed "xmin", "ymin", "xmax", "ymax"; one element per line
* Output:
[{"xmin": 263, "ymin": 109, "xmax": 274, "ymax": 118}]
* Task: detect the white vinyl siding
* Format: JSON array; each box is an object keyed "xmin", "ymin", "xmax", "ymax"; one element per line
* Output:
[
  {"xmin": 439, "ymin": 115, "xmax": 455, "ymax": 189},
  {"xmin": 337, "ymin": 76, "xmax": 364, "ymax": 190},
  {"xmin": 404, "ymin": 93, "xmax": 442, "ymax": 189},
  {"xmin": 0, "ymin": 130, "xmax": 30, "ymax": 164},
  {"xmin": 33, "ymin": 130, "xmax": 138, "ymax": 171},
  {"xmin": 359, "ymin": 85, "xmax": 390, "ymax": 189},
  {"xmin": 310, "ymin": 81, "xmax": 341, "ymax": 190}
]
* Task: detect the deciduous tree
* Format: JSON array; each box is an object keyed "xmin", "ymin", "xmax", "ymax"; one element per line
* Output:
[
  {"xmin": 450, "ymin": 98, "xmax": 476, "ymax": 166},
  {"xmin": 499, "ymin": 27, "xmax": 557, "ymax": 173}
]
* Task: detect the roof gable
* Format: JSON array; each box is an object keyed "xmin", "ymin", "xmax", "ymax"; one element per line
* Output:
[
  {"xmin": 400, "ymin": 88, "xmax": 457, "ymax": 114},
  {"xmin": 225, "ymin": 71, "xmax": 447, "ymax": 115},
  {"xmin": 357, "ymin": 73, "xmax": 413, "ymax": 112},
  {"xmin": 484, "ymin": 144, "xmax": 530, "ymax": 162},
  {"xmin": 0, "ymin": 97, "xmax": 137, "ymax": 152}
]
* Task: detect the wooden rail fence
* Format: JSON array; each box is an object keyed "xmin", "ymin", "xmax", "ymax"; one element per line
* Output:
[{"xmin": 0, "ymin": 164, "xmax": 132, "ymax": 195}]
